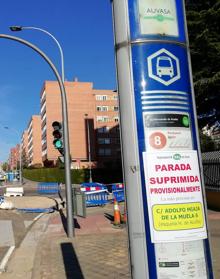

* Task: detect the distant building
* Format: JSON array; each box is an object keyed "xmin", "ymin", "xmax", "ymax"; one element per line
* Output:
[
  {"xmin": 27, "ymin": 115, "xmax": 43, "ymax": 167},
  {"xmin": 21, "ymin": 130, "xmax": 29, "ymax": 167},
  {"xmin": 8, "ymin": 145, "xmax": 20, "ymax": 170}
]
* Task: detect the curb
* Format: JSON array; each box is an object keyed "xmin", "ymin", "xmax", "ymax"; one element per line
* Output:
[{"xmin": 0, "ymin": 212, "xmax": 51, "ymax": 278}]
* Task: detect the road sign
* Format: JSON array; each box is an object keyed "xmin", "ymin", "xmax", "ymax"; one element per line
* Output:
[{"xmin": 147, "ymin": 48, "xmax": 180, "ymax": 86}]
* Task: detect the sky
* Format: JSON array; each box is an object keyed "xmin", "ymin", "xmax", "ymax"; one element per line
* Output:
[{"xmin": 0, "ymin": 0, "xmax": 116, "ymax": 163}]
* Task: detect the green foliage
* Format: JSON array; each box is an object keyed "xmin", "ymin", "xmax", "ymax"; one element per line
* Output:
[
  {"xmin": 23, "ymin": 168, "xmax": 85, "ymax": 184},
  {"xmin": 1, "ymin": 162, "xmax": 8, "ymax": 172},
  {"xmin": 186, "ymin": 1, "xmax": 220, "ymax": 114},
  {"xmin": 22, "ymin": 167, "xmax": 123, "ymax": 184},
  {"xmin": 199, "ymin": 130, "xmax": 216, "ymax": 152}
]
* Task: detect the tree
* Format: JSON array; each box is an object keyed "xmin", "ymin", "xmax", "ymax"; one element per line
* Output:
[
  {"xmin": 21, "ymin": 150, "xmax": 29, "ymax": 168},
  {"xmin": 1, "ymin": 162, "xmax": 9, "ymax": 172},
  {"xmin": 186, "ymin": 1, "xmax": 220, "ymax": 116}
]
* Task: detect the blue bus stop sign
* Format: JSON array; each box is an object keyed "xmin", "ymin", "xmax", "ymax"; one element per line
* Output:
[{"xmin": 112, "ymin": 0, "xmax": 214, "ymax": 278}]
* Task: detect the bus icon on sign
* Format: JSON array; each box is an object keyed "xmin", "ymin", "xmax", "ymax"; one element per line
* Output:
[
  {"xmin": 156, "ymin": 56, "xmax": 174, "ymax": 78},
  {"xmin": 148, "ymin": 48, "xmax": 180, "ymax": 86}
]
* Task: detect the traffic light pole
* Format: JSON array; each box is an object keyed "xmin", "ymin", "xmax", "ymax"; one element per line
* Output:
[{"xmin": 0, "ymin": 34, "xmax": 74, "ymax": 237}]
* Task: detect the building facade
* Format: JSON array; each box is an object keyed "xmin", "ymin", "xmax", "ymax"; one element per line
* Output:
[
  {"xmin": 27, "ymin": 115, "xmax": 43, "ymax": 167},
  {"xmin": 8, "ymin": 145, "xmax": 20, "ymax": 170},
  {"xmin": 40, "ymin": 80, "xmax": 121, "ymax": 168},
  {"xmin": 21, "ymin": 130, "xmax": 29, "ymax": 168},
  {"xmin": 10, "ymin": 80, "xmax": 121, "ymax": 169}
]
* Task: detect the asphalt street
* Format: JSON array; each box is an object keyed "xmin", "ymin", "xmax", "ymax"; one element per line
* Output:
[{"xmin": 0, "ymin": 210, "xmax": 39, "ymax": 263}]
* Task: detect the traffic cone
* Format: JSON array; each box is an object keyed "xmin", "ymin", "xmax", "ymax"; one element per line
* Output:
[{"xmin": 113, "ymin": 198, "xmax": 121, "ymax": 226}]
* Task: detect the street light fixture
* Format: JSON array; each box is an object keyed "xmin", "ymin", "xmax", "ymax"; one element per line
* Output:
[
  {"xmin": 84, "ymin": 114, "xmax": 92, "ymax": 183},
  {"xmin": 9, "ymin": 25, "xmax": 65, "ymax": 82},
  {"xmin": 0, "ymin": 33, "xmax": 73, "ymax": 237},
  {"xmin": 4, "ymin": 126, "xmax": 22, "ymax": 185}
]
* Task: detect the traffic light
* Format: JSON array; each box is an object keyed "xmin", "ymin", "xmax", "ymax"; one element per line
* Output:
[{"xmin": 52, "ymin": 121, "xmax": 64, "ymax": 155}]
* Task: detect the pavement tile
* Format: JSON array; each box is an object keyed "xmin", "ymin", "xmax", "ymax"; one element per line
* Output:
[
  {"xmin": 2, "ymin": 198, "xmax": 220, "ymax": 279},
  {"xmin": 27, "ymin": 208, "xmax": 131, "ymax": 279}
]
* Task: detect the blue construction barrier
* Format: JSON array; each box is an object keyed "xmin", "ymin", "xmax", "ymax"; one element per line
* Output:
[
  {"xmin": 85, "ymin": 190, "xmax": 109, "ymax": 207},
  {"xmin": 6, "ymin": 172, "xmax": 14, "ymax": 182},
  {"xmin": 106, "ymin": 183, "xmax": 124, "ymax": 193},
  {"xmin": 17, "ymin": 207, "xmax": 54, "ymax": 213},
  {"xmin": 37, "ymin": 182, "xmax": 60, "ymax": 194},
  {"xmin": 112, "ymin": 189, "xmax": 125, "ymax": 202}
]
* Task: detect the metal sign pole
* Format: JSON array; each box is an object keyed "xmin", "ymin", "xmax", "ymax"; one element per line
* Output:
[{"xmin": 112, "ymin": 0, "xmax": 214, "ymax": 278}]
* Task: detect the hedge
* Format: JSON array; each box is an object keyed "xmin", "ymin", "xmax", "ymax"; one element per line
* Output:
[{"xmin": 23, "ymin": 167, "xmax": 123, "ymax": 184}]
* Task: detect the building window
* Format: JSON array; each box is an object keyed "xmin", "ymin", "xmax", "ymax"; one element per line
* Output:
[
  {"xmin": 96, "ymin": 95, "xmax": 108, "ymax": 101},
  {"xmin": 97, "ymin": 116, "xmax": 110, "ymax": 122},
  {"xmin": 98, "ymin": 148, "xmax": 111, "ymax": 156},
  {"xmin": 97, "ymin": 126, "xmax": 110, "ymax": 133},
  {"xmin": 98, "ymin": 138, "xmax": 110, "ymax": 144},
  {"xmin": 114, "ymin": 106, "xmax": 119, "ymax": 111},
  {"xmin": 96, "ymin": 106, "xmax": 108, "ymax": 111},
  {"xmin": 114, "ymin": 117, "xmax": 119, "ymax": 122}
]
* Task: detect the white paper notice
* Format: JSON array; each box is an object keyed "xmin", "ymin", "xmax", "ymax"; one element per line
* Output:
[
  {"xmin": 143, "ymin": 150, "xmax": 207, "ymax": 243},
  {"xmin": 156, "ymin": 241, "xmax": 208, "ymax": 279}
]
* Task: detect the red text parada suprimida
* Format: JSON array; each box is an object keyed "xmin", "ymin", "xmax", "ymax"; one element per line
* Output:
[
  {"xmin": 149, "ymin": 175, "xmax": 199, "ymax": 184},
  {"xmin": 155, "ymin": 163, "xmax": 191, "ymax": 172},
  {"xmin": 151, "ymin": 163, "xmax": 200, "ymax": 184}
]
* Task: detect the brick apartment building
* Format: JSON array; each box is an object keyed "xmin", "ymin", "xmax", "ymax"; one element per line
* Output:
[
  {"xmin": 21, "ymin": 130, "xmax": 28, "ymax": 167},
  {"xmin": 9, "ymin": 80, "xmax": 121, "ymax": 169},
  {"xmin": 40, "ymin": 80, "xmax": 121, "ymax": 168},
  {"xmin": 8, "ymin": 144, "xmax": 20, "ymax": 170},
  {"xmin": 27, "ymin": 115, "xmax": 43, "ymax": 167}
]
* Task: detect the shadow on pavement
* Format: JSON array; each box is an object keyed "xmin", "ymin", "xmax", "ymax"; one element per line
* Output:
[
  {"xmin": 104, "ymin": 212, "xmax": 114, "ymax": 222},
  {"xmin": 61, "ymin": 242, "xmax": 84, "ymax": 279},
  {"xmin": 59, "ymin": 209, "xmax": 80, "ymax": 235}
]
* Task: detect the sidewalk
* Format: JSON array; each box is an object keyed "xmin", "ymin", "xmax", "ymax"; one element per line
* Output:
[
  {"xmin": 0, "ymin": 203, "xmax": 131, "ymax": 279},
  {"xmin": 0, "ymin": 196, "xmax": 220, "ymax": 279}
]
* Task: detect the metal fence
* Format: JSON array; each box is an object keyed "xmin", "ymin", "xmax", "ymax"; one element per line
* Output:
[{"xmin": 202, "ymin": 159, "xmax": 220, "ymax": 191}]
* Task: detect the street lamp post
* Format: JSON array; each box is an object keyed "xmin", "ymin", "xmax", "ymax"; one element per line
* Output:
[
  {"xmin": 84, "ymin": 114, "xmax": 92, "ymax": 183},
  {"xmin": 9, "ymin": 26, "xmax": 65, "ymax": 82},
  {"xmin": 4, "ymin": 126, "xmax": 22, "ymax": 185},
  {"xmin": 0, "ymin": 34, "xmax": 74, "ymax": 237}
]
